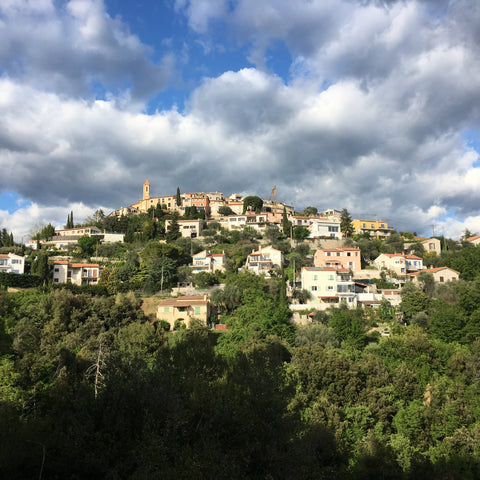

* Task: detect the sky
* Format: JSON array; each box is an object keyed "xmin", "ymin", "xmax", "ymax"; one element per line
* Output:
[{"xmin": 1, "ymin": 0, "xmax": 480, "ymax": 242}]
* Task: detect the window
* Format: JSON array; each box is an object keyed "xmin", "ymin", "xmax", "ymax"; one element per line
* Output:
[
  {"xmin": 328, "ymin": 275, "xmax": 334, "ymax": 280},
  {"xmin": 371, "ymin": 224, "xmax": 375, "ymax": 229},
  {"xmin": 326, "ymin": 252, "xmax": 331, "ymax": 256},
  {"xmin": 195, "ymin": 306, "xmax": 201, "ymax": 315},
  {"xmin": 439, "ymin": 276, "xmax": 444, "ymax": 282},
  {"xmin": 311, "ymin": 286, "xmax": 317, "ymax": 291},
  {"xmin": 363, "ymin": 223, "xmax": 366, "ymax": 228},
  {"xmin": 381, "ymin": 224, "xmax": 385, "ymax": 228},
  {"xmin": 54, "ymin": 268, "xmax": 59, "ymax": 272},
  {"xmin": 313, "ymin": 275, "xmax": 318, "ymax": 281},
  {"xmin": 54, "ymin": 278, "xmax": 59, "ymax": 283},
  {"xmin": 347, "ymin": 252, "xmax": 351, "ymax": 256}
]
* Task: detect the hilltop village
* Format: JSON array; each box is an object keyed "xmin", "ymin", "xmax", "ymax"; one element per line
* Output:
[
  {"xmin": 3, "ymin": 181, "xmax": 480, "ymax": 477},
  {"xmin": 2, "ymin": 179, "xmax": 480, "ymax": 328}
]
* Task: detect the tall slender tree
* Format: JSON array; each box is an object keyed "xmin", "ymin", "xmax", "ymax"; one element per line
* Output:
[
  {"xmin": 340, "ymin": 208, "xmax": 354, "ymax": 238},
  {"xmin": 176, "ymin": 187, "xmax": 182, "ymax": 207}
]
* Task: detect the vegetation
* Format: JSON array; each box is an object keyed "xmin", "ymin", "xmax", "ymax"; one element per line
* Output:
[{"xmin": 7, "ymin": 203, "xmax": 480, "ymax": 477}]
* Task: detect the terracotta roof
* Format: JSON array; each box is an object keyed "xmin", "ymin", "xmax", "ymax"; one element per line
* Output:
[
  {"xmin": 467, "ymin": 235, "xmax": 480, "ymax": 242},
  {"xmin": 157, "ymin": 296, "xmax": 209, "ymax": 307},
  {"xmin": 410, "ymin": 267, "xmax": 459, "ymax": 276},
  {"xmin": 303, "ymin": 266, "xmax": 349, "ymax": 272},
  {"xmin": 316, "ymin": 247, "xmax": 360, "ymax": 252}
]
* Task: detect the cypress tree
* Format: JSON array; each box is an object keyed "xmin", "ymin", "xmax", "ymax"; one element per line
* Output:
[{"xmin": 176, "ymin": 187, "xmax": 182, "ymax": 207}]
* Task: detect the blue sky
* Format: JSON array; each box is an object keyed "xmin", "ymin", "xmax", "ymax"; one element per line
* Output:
[{"xmin": 1, "ymin": 0, "xmax": 480, "ymax": 241}]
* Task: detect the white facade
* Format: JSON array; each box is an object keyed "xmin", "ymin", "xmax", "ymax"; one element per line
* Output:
[
  {"xmin": 301, "ymin": 267, "xmax": 357, "ymax": 308},
  {"xmin": 374, "ymin": 253, "xmax": 423, "ymax": 275},
  {"xmin": 165, "ymin": 219, "xmax": 203, "ymax": 238},
  {"xmin": 0, "ymin": 253, "xmax": 25, "ymax": 274},
  {"xmin": 245, "ymin": 246, "xmax": 284, "ymax": 276},
  {"xmin": 191, "ymin": 250, "xmax": 226, "ymax": 273},
  {"xmin": 53, "ymin": 261, "xmax": 103, "ymax": 286}
]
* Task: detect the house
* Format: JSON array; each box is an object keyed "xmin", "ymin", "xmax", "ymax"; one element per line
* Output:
[
  {"xmin": 290, "ymin": 216, "xmax": 342, "ymax": 239},
  {"xmin": 165, "ymin": 218, "xmax": 203, "ymax": 238},
  {"xmin": 53, "ymin": 261, "xmax": 103, "ymax": 286},
  {"xmin": 0, "ymin": 253, "xmax": 25, "ymax": 274},
  {"xmin": 245, "ymin": 246, "xmax": 284, "ymax": 276},
  {"xmin": 42, "ymin": 226, "xmax": 123, "ymax": 249},
  {"xmin": 374, "ymin": 253, "xmax": 424, "ymax": 276},
  {"xmin": 410, "ymin": 266, "xmax": 460, "ymax": 284},
  {"xmin": 352, "ymin": 219, "xmax": 394, "ymax": 238},
  {"xmin": 191, "ymin": 250, "xmax": 226, "ymax": 273},
  {"xmin": 301, "ymin": 266, "xmax": 357, "ymax": 308},
  {"xmin": 404, "ymin": 236, "xmax": 442, "ymax": 256},
  {"xmin": 156, "ymin": 295, "xmax": 210, "ymax": 330},
  {"xmin": 220, "ymin": 213, "xmax": 271, "ymax": 232},
  {"xmin": 314, "ymin": 247, "xmax": 361, "ymax": 271},
  {"xmin": 466, "ymin": 235, "xmax": 480, "ymax": 246}
]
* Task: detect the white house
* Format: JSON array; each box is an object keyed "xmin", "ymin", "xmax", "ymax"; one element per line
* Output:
[
  {"xmin": 53, "ymin": 261, "xmax": 103, "ymax": 286},
  {"xmin": 190, "ymin": 250, "xmax": 226, "ymax": 273},
  {"xmin": 0, "ymin": 253, "xmax": 25, "ymax": 274},
  {"xmin": 165, "ymin": 218, "xmax": 203, "ymax": 238},
  {"xmin": 301, "ymin": 266, "xmax": 357, "ymax": 308},
  {"xmin": 290, "ymin": 216, "xmax": 341, "ymax": 239},
  {"xmin": 245, "ymin": 246, "xmax": 284, "ymax": 276}
]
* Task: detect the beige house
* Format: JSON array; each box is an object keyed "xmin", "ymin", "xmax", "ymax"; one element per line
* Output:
[
  {"xmin": 314, "ymin": 247, "xmax": 361, "ymax": 271},
  {"xmin": 53, "ymin": 261, "xmax": 103, "ymax": 286},
  {"xmin": 374, "ymin": 253, "xmax": 423, "ymax": 275},
  {"xmin": 467, "ymin": 235, "xmax": 480, "ymax": 246},
  {"xmin": 410, "ymin": 266, "xmax": 460, "ymax": 284},
  {"xmin": 156, "ymin": 295, "xmax": 210, "ymax": 330},
  {"xmin": 404, "ymin": 237, "xmax": 442, "ymax": 256},
  {"xmin": 245, "ymin": 246, "xmax": 284, "ymax": 276}
]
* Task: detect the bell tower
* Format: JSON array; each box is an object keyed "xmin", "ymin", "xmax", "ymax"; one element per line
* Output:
[{"xmin": 143, "ymin": 179, "xmax": 150, "ymax": 201}]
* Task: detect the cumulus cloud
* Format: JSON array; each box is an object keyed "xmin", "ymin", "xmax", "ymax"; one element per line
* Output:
[
  {"xmin": 0, "ymin": 0, "xmax": 173, "ymax": 100},
  {"xmin": 1, "ymin": 0, "xmax": 480, "ymax": 241}
]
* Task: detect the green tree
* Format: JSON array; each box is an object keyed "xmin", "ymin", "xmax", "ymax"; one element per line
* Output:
[
  {"xmin": 282, "ymin": 206, "xmax": 291, "ymax": 236},
  {"xmin": 293, "ymin": 226, "xmax": 310, "ymax": 241},
  {"xmin": 340, "ymin": 208, "xmax": 354, "ymax": 237},
  {"xmin": 176, "ymin": 187, "xmax": 182, "ymax": 207},
  {"xmin": 242, "ymin": 195, "xmax": 263, "ymax": 214},
  {"xmin": 218, "ymin": 206, "xmax": 235, "ymax": 216},
  {"xmin": 299, "ymin": 206, "xmax": 318, "ymax": 216},
  {"xmin": 77, "ymin": 235, "xmax": 98, "ymax": 255},
  {"xmin": 329, "ymin": 305, "xmax": 366, "ymax": 350},
  {"xmin": 31, "ymin": 252, "xmax": 50, "ymax": 282},
  {"xmin": 166, "ymin": 213, "xmax": 181, "ymax": 243}
]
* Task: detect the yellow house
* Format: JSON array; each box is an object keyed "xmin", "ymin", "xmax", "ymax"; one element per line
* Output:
[
  {"xmin": 352, "ymin": 219, "xmax": 394, "ymax": 238},
  {"xmin": 156, "ymin": 295, "xmax": 210, "ymax": 330}
]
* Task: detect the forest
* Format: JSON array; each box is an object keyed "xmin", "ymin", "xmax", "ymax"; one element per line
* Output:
[
  {"xmin": 2, "ymin": 212, "xmax": 480, "ymax": 478},
  {"xmin": 2, "ymin": 269, "xmax": 480, "ymax": 478}
]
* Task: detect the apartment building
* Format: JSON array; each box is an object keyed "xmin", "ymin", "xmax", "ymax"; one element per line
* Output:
[
  {"xmin": 301, "ymin": 266, "xmax": 357, "ymax": 308},
  {"xmin": 352, "ymin": 219, "xmax": 394, "ymax": 238}
]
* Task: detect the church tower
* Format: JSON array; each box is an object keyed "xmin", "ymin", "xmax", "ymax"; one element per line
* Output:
[{"xmin": 143, "ymin": 179, "xmax": 150, "ymax": 201}]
